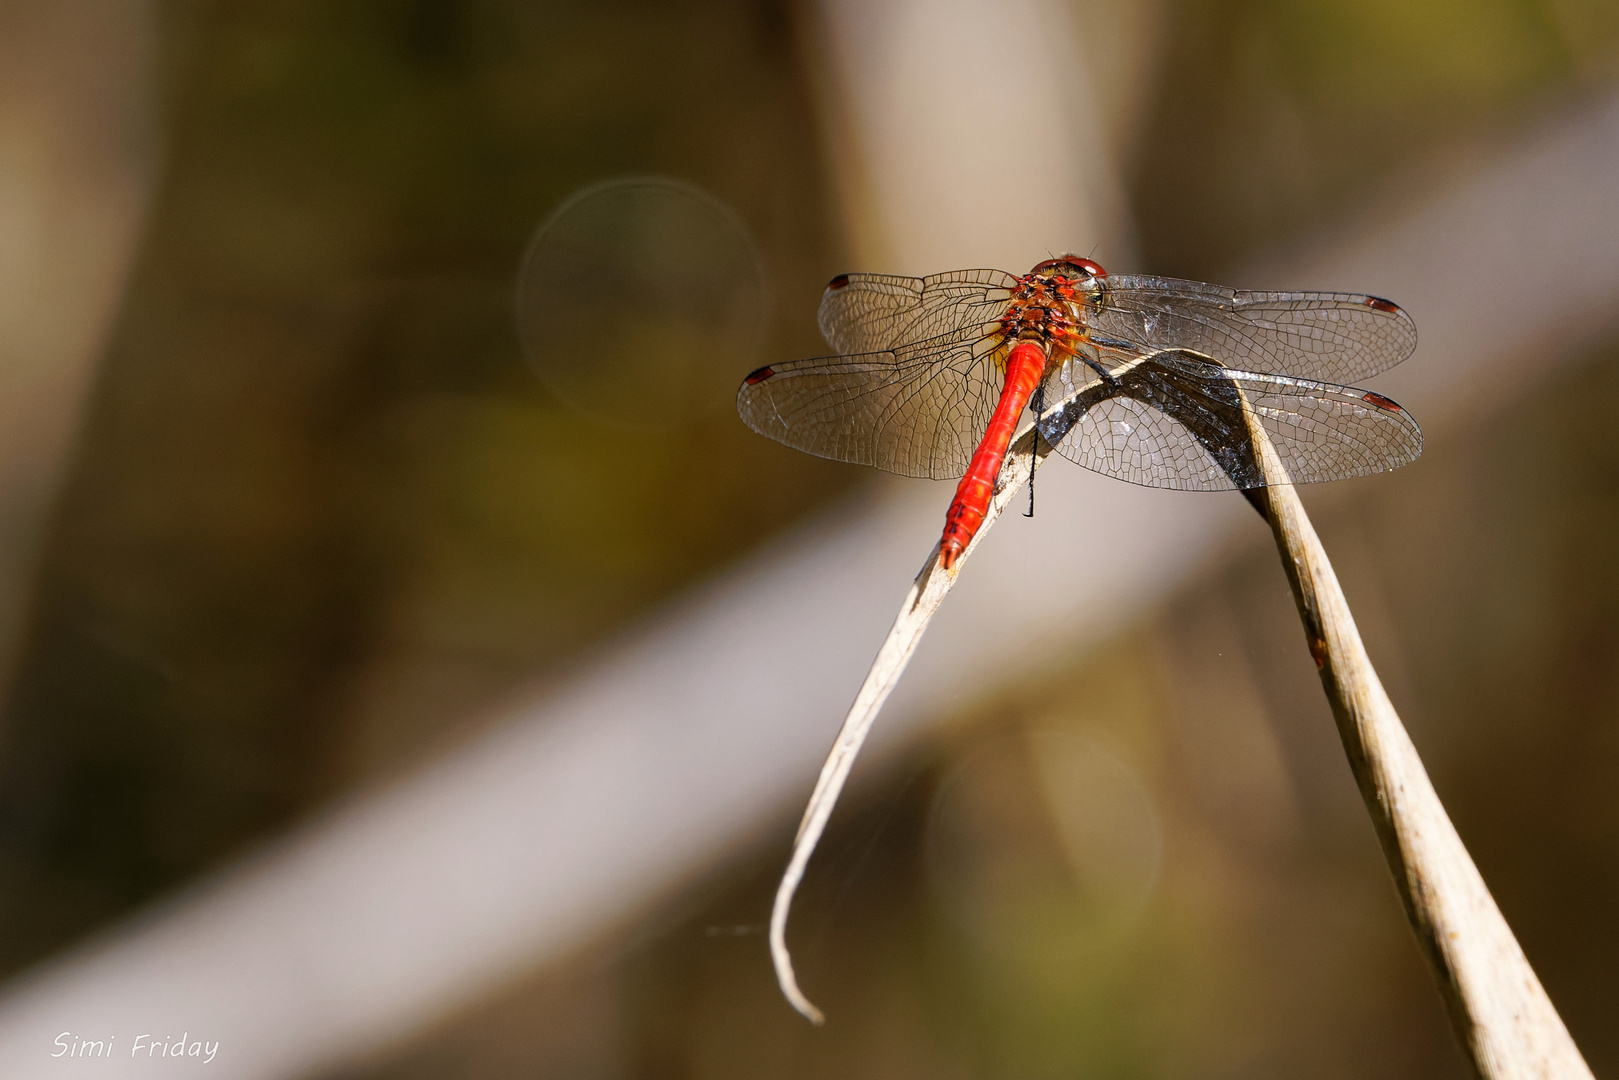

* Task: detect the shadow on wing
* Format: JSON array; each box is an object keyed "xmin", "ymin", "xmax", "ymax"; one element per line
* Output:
[{"xmin": 1036, "ymin": 349, "xmax": 1422, "ymax": 491}]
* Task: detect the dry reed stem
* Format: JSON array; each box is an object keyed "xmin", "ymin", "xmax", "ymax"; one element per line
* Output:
[
  {"xmin": 1240, "ymin": 395, "xmax": 1593, "ymax": 1079},
  {"xmin": 772, "ymin": 375, "xmax": 1595, "ymax": 1070},
  {"xmin": 769, "ymin": 422, "xmax": 1055, "ymax": 1024}
]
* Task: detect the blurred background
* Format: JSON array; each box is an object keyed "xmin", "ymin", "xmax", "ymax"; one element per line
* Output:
[{"xmin": 0, "ymin": 1, "xmax": 1617, "ymax": 1077}]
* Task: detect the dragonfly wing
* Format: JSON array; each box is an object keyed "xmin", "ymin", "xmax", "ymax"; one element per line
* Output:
[
  {"xmin": 818, "ymin": 269, "xmax": 1017, "ymax": 355},
  {"xmin": 1039, "ymin": 380, "xmax": 1244, "ymax": 491},
  {"xmin": 1229, "ymin": 366, "xmax": 1423, "ymax": 485},
  {"xmin": 737, "ymin": 329, "xmax": 1004, "ymax": 479},
  {"xmin": 1093, "ymin": 275, "xmax": 1417, "ymax": 383},
  {"xmin": 1037, "ymin": 349, "xmax": 1422, "ymax": 490}
]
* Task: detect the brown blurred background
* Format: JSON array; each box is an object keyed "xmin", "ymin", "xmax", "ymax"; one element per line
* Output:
[{"xmin": 0, "ymin": 1, "xmax": 1617, "ymax": 1077}]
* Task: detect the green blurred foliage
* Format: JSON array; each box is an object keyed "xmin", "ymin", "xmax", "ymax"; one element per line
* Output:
[
  {"xmin": 1, "ymin": 0, "xmax": 1617, "ymax": 1076},
  {"xmin": 344, "ymin": 2, "xmax": 1619, "ymax": 1075},
  {"xmin": 0, "ymin": 0, "xmax": 848, "ymax": 973},
  {"xmin": 1135, "ymin": 0, "xmax": 1619, "ymax": 276}
]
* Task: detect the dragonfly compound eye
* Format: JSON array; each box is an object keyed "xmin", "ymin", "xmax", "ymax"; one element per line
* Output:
[{"xmin": 1030, "ymin": 255, "xmax": 1107, "ymax": 283}]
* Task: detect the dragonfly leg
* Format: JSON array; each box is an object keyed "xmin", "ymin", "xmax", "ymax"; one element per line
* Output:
[
  {"xmin": 1024, "ymin": 385, "xmax": 1046, "ymax": 518},
  {"xmin": 1082, "ymin": 355, "xmax": 1119, "ymax": 386}
]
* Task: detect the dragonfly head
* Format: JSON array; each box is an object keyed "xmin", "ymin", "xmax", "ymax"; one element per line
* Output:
[
  {"xmin": 1031, "ymin": 255, "xmax": 1107, "ymax": 281},
  {"xmin": 1029, "ymin": 256, "xmax": 1108, "ymax": 318},
  {"xmin": 1030, "ymin": 256, "xmax": 1108, "ymax": 306}
]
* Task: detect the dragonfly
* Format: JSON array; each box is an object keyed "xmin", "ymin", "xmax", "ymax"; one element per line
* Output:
[{"xmin": 738, "ymin": 256, "xmax": 1421, "ymax": 564}]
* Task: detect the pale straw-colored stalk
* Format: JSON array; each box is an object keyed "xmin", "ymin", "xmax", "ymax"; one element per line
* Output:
[
  {"xmin": 1238, "ymin": 393, "xmax": 1592, "ymax": 1079},
  {"xmin": 772, "ymin": 381, "xmax": 1594, "ymax": 1080},
  {"xmin": 769, "ymin": 421, "xmax": 1054, "ymax": 1024}
]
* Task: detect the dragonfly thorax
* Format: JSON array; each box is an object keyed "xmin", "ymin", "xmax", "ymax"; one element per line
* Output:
[
  {"xmin": 997, "ymin": 261, "xmax": 1105, "ymax": 359},
  {"xmin": 996, "ymin": 294, "xmax": 1078, "ymax": 350}
]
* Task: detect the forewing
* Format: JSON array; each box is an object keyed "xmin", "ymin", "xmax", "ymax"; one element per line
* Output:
[
  {"xmin": 1092, "ymin": 275, "xmax": 1417, "ymax": 382},
  {"xmin": 818, "ymin": 269, "xmax": 1017, "ymax": 355},
  {"xmin": 1041, "ymin": 350, "xmax": 1422, "ymax": 490},
  {"xmin": 737, "ymin": 330, "xmax": 1004, "ymax": 479}
]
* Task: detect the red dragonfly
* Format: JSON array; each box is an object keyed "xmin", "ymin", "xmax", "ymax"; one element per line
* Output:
[{"xmin": 738, "ymin": 257, "xmax": 1421, "ymax": 566}]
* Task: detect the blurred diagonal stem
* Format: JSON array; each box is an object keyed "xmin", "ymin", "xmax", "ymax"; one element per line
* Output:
[
  {"xmin": 769, "ymin": 420, "xmax": 1054, "ymax": 1024},
  {"xmin": 1238, "ymin": 394, "xmax": 1593, "ymax": 1079}
]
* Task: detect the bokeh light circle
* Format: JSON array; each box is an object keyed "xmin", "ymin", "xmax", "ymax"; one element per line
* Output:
[{"xmin": 516, "ymin": 177, "xmax": 767, "ymax": 428}]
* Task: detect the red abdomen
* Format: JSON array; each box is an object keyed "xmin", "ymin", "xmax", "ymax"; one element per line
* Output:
[{"xmin": 939, "ymin": 341, "xmax": 1047, "ymax": 569}]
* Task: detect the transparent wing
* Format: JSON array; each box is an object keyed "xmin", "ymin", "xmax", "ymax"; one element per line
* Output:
[
  {"xmin": 737, "ymin": 328, "xmax": 1005, "ymax": 479},
  {"xmin": 1037, "ymin": 349, "xmax": 1422, "ymax": 491},
  {"xmin": 1238, "ymin": 369, "xmax": 1422, "ymax": 485},
  {"xmin": 817, "ymin": 269, "xmax": 1017, "ymax": 355},
  {"xmin": 1091, "ymin": 275, "xmax": 1418, "ymax": 383}
]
